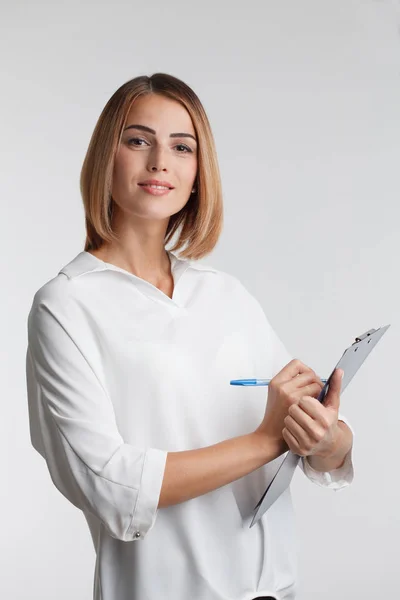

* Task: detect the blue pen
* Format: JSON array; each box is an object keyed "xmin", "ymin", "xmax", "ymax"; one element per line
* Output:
[{"xmin": 230, "ymin": 378, "xmax": 328, "ymax": 386}]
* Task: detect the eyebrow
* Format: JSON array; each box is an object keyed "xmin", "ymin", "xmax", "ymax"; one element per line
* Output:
[{"xmin": 123, "ymin": 124, "xmax": 197, "ymax": 142}]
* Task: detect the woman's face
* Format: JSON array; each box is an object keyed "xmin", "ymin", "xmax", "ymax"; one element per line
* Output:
[{"xmin": 111, "ymin": 94, "xmax": 198, "ymax": 222}]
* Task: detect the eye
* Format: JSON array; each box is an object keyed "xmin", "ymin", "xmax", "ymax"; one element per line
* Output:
[
  {"xmin": 127, "ymin": 137, "xmax": 148, "ymax": 146},
  {"xmin": 126, "ymin": 138, "xmax": 194, "ymax": 153},
  {"xmin": 175, "ymin": 144, "xmax": 193, "ymax": 153}
]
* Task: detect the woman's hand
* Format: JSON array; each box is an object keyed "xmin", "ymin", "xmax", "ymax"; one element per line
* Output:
[
  {"xmin": 282, "ymin": 367, "xmax": 344, "ymax": 458},
  {"xmin": 254, "ymin": 359, "xmax": 325, "ymax": 452}
]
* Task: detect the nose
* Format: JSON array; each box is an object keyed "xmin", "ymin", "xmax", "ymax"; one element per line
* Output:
[{"xmin": 147, "ymin": 145, "xmax": 168, "ymax": 172}]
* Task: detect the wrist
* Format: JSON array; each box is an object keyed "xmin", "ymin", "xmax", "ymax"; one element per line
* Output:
[{"xmin": 252, "ymin": 430, "xmax": 288, "ymax": 462}]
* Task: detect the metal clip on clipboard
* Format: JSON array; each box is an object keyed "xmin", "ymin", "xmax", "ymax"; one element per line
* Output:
[
  {"xmin": 354, "ymin": 329, "xmax": 376, "ymax": 343},
  {"xmin": 249, "ymin": 324, "xmax": 391, "ymax": 528}
]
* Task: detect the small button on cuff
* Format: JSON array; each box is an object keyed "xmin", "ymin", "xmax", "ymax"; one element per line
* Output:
[{"xmin": 134, "ymin": 531, "xmax": 141, "ymax": 538}]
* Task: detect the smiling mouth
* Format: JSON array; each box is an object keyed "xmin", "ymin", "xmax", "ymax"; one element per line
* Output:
[{"xmin": 138, "ymin": 184, "xmax": 174, "ymax": 190}]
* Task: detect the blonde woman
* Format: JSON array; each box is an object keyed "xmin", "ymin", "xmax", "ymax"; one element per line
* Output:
[{"xmin": 26, "ymin": 73, "xmax": 354, "ymax": 600}]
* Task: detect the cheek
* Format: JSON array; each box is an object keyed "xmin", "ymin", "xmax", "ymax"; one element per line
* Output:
[
  {"xmin": 114, "ymin": 150, "xmax": 137, "ymax": 177},
  {"xmin": 184, "ymin": 157, "xmax": 198, "ymax": 185},
  {"xmin": 112, "ymin": 155, "xmax": 126, "ymax": 184}
]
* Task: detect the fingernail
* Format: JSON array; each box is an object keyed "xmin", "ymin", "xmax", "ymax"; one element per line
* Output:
[{"xmin": 340, "ymin": 370, "xmax": 344, "ymax": 379}]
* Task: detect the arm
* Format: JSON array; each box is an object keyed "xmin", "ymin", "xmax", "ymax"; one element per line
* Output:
[
  {"xmin": 26, "ymin": 298, "xmax": 167, "ymax": 542},
  {"xmin": 159, "ymin": 432, "xmax": 285, "ymax": 508}
]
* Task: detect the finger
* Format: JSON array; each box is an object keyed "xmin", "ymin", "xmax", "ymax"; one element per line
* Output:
[
  {"xmin": 284, "ymin": 414, "xmax": 312, "ymax": 445},
  {"xmin": 324, "ymin": 369, "xmax": 344, "ymax": 410},
  {"xmin": 274, "ymin": 359, "xmax": 313, "ymax": 384},
  {"xmin": 298, "ymin": 396, "xmax": 327, "ymax": 421},
  {"xmin": 301, "ymin": 381, "xmax": 325, "ymax": 400},
  {"xmin": 293, "ymin": 398, "xmax": 330, "ymax": 436},
  {"xmin": 286, "ymin": 406, "xmax": 324, "ymax": 444},
  {"xmin": 282, "ymin": 379, "xmax": 324, "ymax": 403},
  {"xmin": 284, "ymin": 371, "xmax": 323, "ymax": 391},
  {"xmin": 282, "ymin": 427, "xmax": 304, "ymax": 456}
]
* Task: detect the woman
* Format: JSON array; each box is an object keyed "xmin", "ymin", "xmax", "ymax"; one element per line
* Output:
[{"xmin": 26, "ymin": 73, "xmax": 354, "ymax": 600}]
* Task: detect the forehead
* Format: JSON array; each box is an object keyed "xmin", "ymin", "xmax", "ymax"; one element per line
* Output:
[{"xmin": 125, "ymin": 94, "xmax": 195, "ymax": 134}]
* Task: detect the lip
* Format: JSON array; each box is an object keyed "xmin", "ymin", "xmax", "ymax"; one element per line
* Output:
[
  {"xmin": 138, "ymin": 184, "xmax": 173, "ymax": 197},
  {"xmin": 138, "ymin": 179, "xmax": 174, "ymax": 189}
]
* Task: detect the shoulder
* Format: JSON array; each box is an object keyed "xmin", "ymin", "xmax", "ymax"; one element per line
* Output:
[
  {"xmin": 30, "ymin": 250, "xmax": 95, "ymax": 312},
  {"xmin": 28, "ymin": 253, "xmax": 87, "ymax": 330},
  {"xmin": 27, "ymin": 278, "xmax": 73, "ymax": 345},
  {"xmin": 30, "ymin": 272, "xmax": 73, "ymax": 314}
]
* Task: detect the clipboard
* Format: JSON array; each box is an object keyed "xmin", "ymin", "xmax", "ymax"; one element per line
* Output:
[{"xmin": 250, "ymin": 324, "xmax": 391, "ymax": 528}]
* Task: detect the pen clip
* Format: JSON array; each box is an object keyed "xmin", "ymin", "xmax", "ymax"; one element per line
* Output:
[{"xmin": 353, "ymin": 328, "xmax": 376, "ymax": 344}]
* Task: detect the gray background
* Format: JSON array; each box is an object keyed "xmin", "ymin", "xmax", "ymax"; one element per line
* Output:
[{"xmin": 2, "ymin": 0, "xmax": 399, "ymax": 598}]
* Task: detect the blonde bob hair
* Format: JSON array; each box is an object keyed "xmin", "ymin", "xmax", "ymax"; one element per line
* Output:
[{"xmin": 80, "ymin": 73, "xmax": 224, "ymax": 261}]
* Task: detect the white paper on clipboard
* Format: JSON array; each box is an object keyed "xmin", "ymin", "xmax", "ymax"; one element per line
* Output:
[{"xmin": 250, "ymin": 324, "xmax": 391, "ymax": 528}]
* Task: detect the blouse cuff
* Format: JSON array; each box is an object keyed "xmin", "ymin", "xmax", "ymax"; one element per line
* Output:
[
  {"xmin": 126, "ymin": 448, "xmax": 168, "ymax": 540},
  {"xmin": 300, "ymin": 443, "xmax": 354, "ymax": 490}
]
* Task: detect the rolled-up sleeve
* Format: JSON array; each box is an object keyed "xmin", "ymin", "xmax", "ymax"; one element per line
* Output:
[{"xmin": 26, "ymin": 298, "xmax": 167, "ymax": 542}]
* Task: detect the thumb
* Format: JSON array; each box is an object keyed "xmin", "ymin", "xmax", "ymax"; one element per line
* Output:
[{"xmin": 323, "ymin": 369, "xmax": 344, "ymax": 411}]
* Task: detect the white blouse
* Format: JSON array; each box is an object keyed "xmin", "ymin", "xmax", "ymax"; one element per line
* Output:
[{"xmin": 25, "ymin": 250, "xmax": 354, "ymax": 600}]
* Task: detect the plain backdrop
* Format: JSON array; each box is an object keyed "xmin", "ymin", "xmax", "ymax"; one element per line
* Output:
[{"xmin": 2, "ymin": 1, "xmax": 399, "ymax": 598}]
